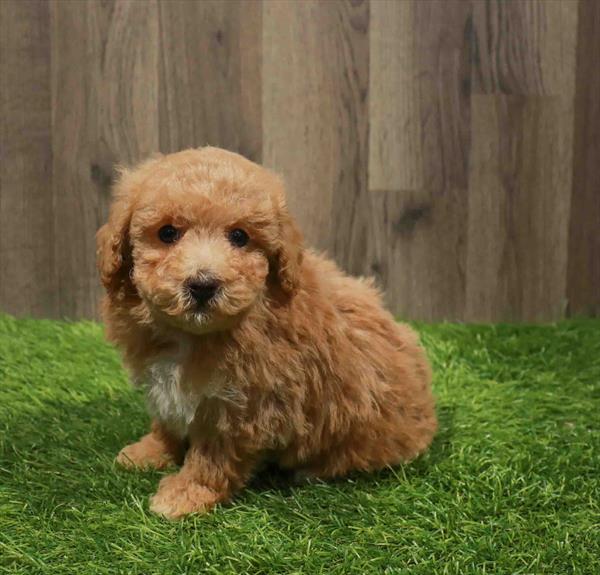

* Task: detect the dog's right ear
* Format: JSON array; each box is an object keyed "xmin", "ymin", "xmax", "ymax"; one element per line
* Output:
[
  {"xmin": 274, "ymin": 206, "xmax": 304, "ymax": 295},
  {"xmin": 96, "ymin": 169, "xmax": 134, "ymax": 296}
]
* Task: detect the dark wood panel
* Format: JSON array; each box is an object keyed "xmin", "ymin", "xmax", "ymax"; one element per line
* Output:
[
  {"xmin": 368, "ymin": 0, "xmax": 472, "ymax": 321},
  {"xmin": 158, "ymin": 0, "xmax": 262, "ymax": 161},
  {"xmin": 0, "ymin": 0, "xmax": 56, "ymax": 318},
  {"xmin": 51, "ymin": 0, "xmax": 160, "ymax": 318},
  {"xmin": 473, "ymin": 0, "xmax": 578, "ymax": 97},
  {"xmin": 472, "ymin": 0, "xmax": 534, "ymax": 95},
  {"xmin": 567, "ymin": 0, "xmax": 600, "ymax": 317}
]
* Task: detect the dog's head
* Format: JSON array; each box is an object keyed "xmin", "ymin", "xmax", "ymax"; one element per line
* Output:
[{"xmin": 96, "ymin": 147, "xmax": 303, "ymax": 334}]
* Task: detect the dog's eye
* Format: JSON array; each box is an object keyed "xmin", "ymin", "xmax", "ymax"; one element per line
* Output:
[
  {"xmin": 158, "ymin": 225, "xmax": 180, "ymax": 244},
  {"xmin": 228, "ymin": 228, "xmax": 249, "ymax": 248}
]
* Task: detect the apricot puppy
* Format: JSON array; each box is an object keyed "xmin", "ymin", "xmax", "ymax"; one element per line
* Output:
[{"xmin": 97, "ymin": 147, "xmax": 436, "ymax": 519}]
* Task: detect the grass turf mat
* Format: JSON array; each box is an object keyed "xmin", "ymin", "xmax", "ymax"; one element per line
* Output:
[{"xmin": 0, "ymin": 314, "xmax": 598, "ymax": 575}]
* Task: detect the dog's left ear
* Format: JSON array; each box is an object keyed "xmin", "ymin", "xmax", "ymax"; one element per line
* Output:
[
  {"xmin": 273, "ymin": 199, "xmax": 304, "ymax": 295},
  {"xmin": 96, "ymin": 169, "xmax": 134, "ymax": 296}
]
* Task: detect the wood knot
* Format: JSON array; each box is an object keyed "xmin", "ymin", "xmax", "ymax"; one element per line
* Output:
[
  {"xmin": 90, "ymin": 163, "xmax": 114, "ymax": 193},
  {"xmin": 393, "ymin": 204, "xmax": 432, "ymax": 235}
]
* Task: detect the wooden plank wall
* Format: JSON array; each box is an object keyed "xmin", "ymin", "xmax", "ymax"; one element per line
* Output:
[{"xmin": 0, "ymin": 0, "xmax": 598, "ymax": 322}]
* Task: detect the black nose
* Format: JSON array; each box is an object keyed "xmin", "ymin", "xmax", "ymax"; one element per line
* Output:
[{"xmin": 187, "ymin": 279, "xmax": 220, "ymax": 307}]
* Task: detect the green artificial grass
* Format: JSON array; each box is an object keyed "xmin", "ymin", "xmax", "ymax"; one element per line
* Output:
[{"xmin": 0, "ymin": 314, "xmax": 599, "ymax": 575}]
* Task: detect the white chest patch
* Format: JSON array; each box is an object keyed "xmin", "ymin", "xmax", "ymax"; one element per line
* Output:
[{"xmin": 143, "ymin": 358, "xmax": 202, "ymax": 439}]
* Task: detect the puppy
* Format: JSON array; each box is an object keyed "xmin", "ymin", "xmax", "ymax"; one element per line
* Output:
[{"xmin": 97, "ymin": 147, "xmax": 436, "ymax": 519}]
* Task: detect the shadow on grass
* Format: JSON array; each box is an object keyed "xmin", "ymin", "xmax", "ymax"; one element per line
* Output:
[
  {"xmin": 248, "ymin": 403, "xmax": 456, "ymax": 494},
  {"xmin": 1, "ymin": 397, "xmax": 455, "ymax": 514}
]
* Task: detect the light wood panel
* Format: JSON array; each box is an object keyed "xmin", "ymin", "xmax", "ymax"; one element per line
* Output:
[
  {"xmin": 51, "ymin": 0, "xmax": 160, "ymax": 318},
  {"xmin": 369, "ymin": 0, "xmax": 422, "ymax": 193},
  {"xmin": 262, "ymin": 0, "xmax": 369, "ymax": 269},
  {"xmin": 466, "ymin": 95, "xmax": 574, "ymax": 321},
  {"xmin": 0, "ymin": 1, "xmax": 56, "ymax": 317}
]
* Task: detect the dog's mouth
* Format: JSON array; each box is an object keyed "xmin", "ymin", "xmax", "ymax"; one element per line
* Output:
[
  {"xmin": 183, "ymin": 287, "xmax": 224, "ymax": 318},
  {"xmin": 178, "ymin": 292, "xmax": 217, "ymax": 324},
  {"xmin": 186, "ymin": 302, "xmax": 218, "ymax": 326},
  {"xmin": 155, "ymin": 290, "xmax": 241, "ymax": 335},
  {"xmin": 147, "ymin": 302, "xmax": 217, "ymax": 335}
]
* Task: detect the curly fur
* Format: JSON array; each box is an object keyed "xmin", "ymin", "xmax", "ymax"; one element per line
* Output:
[{"xmin": 97, "ymin": 147, "xmax": 437, "ymax": 519}]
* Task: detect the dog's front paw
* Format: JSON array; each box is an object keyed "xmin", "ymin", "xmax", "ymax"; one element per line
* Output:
[
  {"xmin": 149, "ymin": 473, "xmax": 219, "ymax": 520},
  {"xmin": 116, "ymin": 436, "xmax": 176, "ymax": 470}
]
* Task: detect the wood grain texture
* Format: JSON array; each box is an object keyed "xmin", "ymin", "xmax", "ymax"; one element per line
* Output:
[
  {"xmin": 567, "ymin": 0, "xmax": 600, "ymax": 317},
  {"xmin": 367, "ymin": 0, "xmax": 472, "ymax": 320},
  {"xmin": 466, "ymin": 0, "xmax": 577, "ymax": 321},
  {"xmin": 472, "ymin": 0, "xmax": 576, "ymax": 96},
  {"xmin": 466, "ymin": 95, "xmax": 574, "ymax": 321},
  {"xmin": 0, "ymin": 1, "xmax": 56, "ymax": 317},
  {"xmin": 158, "ymin": 0, "xmax": 262, "ymax": 160},
  {"xmin": 51, "ymin": 0, "xmax": 159, "ymax": 318},
  {"xmin": 262, "ymin": 0, "xmax": 369, "ymax": 268},
  {"xmin": 369, "ymin": 0, "xmax": 422, "ymax": 192},
  {"xmin": 0, "ymin": 0, "xmax": 597, "ymax": 322}
]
